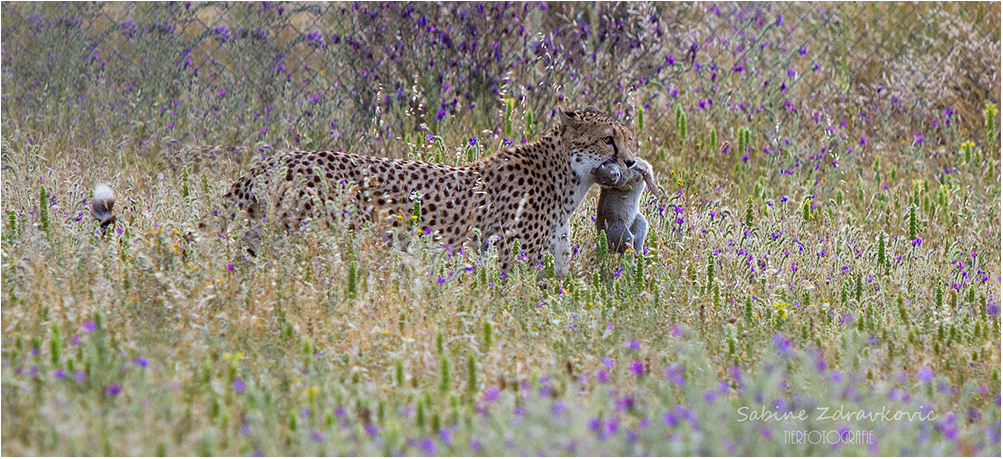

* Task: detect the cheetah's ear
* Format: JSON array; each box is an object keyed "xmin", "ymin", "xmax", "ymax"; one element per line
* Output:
[
  {"xmin": 557, "ymin": 106, "xmax": 581, "ymax": 132},
  {"xmin": 583, "ymin": 105, "xmax": 602, "ymax": 114}
]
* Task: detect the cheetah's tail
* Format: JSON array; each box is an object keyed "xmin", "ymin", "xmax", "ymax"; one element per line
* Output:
[{"xmin": 90, "ymin": 183, "xmax": 116, "ymax": 231}]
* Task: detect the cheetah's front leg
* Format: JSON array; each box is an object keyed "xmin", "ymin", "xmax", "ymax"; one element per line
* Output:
[{"xmin": 547, "ymin": 222, "xmax": 572, "ymax": 279}]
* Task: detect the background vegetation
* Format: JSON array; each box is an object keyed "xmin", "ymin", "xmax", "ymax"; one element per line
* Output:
[{"xmin": 2, "ymin": 2, "xmax": 1000, "ymax": 455}]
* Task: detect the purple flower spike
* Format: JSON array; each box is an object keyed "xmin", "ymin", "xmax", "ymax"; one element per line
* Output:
[
  {"xmin": 484, "ymin": 386, "xmax": 500, "ymax": 402},
  {"xmin": 772, "ymin": 333, "xmax": 792, "ymax": 355},
  {"xmin": 665, "ymin": 363, "xmax": 686, "ymax": 385}
]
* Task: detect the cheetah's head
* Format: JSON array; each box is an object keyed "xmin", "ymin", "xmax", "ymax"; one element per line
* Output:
[{"xmin": 557, "ymin": 106, "xmax": 639, "ymax": 186}]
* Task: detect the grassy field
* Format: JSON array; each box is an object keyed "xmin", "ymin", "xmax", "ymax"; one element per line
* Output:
[{"xmin": 2, "ymin": 2, "xmax": 1000, "ymax": 456}]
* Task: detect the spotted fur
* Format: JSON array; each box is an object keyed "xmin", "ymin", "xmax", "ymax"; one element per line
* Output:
[{"xmin": 219, "ymin": 106, "xmax": 639, "ymax": 276}]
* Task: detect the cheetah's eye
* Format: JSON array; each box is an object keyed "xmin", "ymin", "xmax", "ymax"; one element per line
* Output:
[{"xmin": 603, "ymin": 136, "xmax": 614, "ymax": 145}]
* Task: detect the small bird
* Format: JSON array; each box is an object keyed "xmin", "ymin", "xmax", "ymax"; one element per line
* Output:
[{"xmin": 90, "ymin": 184, "xmax": 116, "ymax": 233}]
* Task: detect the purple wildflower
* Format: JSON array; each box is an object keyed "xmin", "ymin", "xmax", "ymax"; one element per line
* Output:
[
  {"xmin": 439, "ymin": 428, "xmax": 453, "ymax": 445},
  {"xmin": 605, "ymin": 418, "xmax": 619, "ymax": 436},
  {"xmin": 419, "ymin": 438, "xmax": 436, "ymax": 455},
  {"xmin": 484, "ymin": 386, "xmax": 500, "ymax": 402},
  {"xmin": 665, "ymin": 363, "xmax": 686, "ymax": 385},
  {"xmin": 772, "ymin": 333, "xmax": 792, "ymax": 355},
  {"xmin": 917, "ymin": 367, "xmax": 934, "ymax": 382}
]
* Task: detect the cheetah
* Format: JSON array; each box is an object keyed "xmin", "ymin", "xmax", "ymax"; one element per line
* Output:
[
  {"xmin": 594, "ymin": 158, "xmax": 658, "ymax": 254},
  {"xmin": 216, "ymin": 106, "xmax": 641, "ymax": 277}
]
